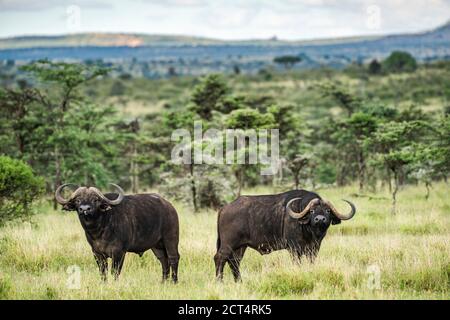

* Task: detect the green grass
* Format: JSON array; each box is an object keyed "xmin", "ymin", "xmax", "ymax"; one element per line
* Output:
[{"xmin": 0, "ymin": 183, "xmax": 449, "ymax": 299}]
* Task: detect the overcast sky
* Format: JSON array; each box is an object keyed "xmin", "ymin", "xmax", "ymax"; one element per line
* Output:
[{"xmin": 0, "ymin": 0, "xmax": 449, "ymax": 40}]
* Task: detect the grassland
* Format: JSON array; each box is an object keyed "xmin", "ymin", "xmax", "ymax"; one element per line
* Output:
[
  {"xmin": 84, "ymin": 63, "xmax": 450, "ymax": 125},
  {"xmin": 0, "ymin": 183, "xmax": 449, "ymax": 300}
]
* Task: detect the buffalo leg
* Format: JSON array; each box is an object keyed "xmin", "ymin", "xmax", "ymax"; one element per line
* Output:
[
  {"xmin": 168, "ymin": 255, "xmax": 179, "ymax": 283},
  {"xmin": 228, "ymin": 246, "xmax": 247, "ymax": 282},
  {"xmin": 163, "ymin": 241, "xmax": 179, "ymax": 283},
  {"xmin": 93, "ymin": 252, "xmax": 108, "ymax": 281},
  {"xmin": 111, "ymin": 252, "xmax": 126, "ymax": 280},
  {"xmin": 214, "ymin": 248, "xmax": 232, "ymax": 281},
  {"xmin": 151, "ymin": 248, "xmax": 170, "ymax": 282},
  {"xmin": 214, "ymin": 253, "xmax": 226, "ymax": 281}
]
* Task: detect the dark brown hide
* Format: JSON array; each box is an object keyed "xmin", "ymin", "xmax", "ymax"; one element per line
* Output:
[
  {"xmin": 214, "ymin": 190, "xmax": 354, "ymax": 281},
  {"xmin": 58, "ymin": 188, "xmax": 180, "ymax": 282}
]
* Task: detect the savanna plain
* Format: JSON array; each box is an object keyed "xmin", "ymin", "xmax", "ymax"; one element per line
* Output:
[{"xmin": 0, "ymin": 184, "xmax": 448, "ymax": 300}]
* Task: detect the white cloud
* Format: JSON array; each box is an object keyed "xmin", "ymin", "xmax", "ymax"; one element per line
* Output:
[
  {"xmin": 133, "ymin": 0, "xmax": 208, "ymax": 7},
  {"xmin": 0, "ymin": 0, "xmax": 112, "ymax": 11},
  {"xmin": 0, "ymin": 0, "xmax": 449, "ymax": 39}
]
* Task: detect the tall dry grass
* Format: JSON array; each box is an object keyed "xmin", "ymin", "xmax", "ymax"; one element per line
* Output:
[{"xmin": 0, "ymin": 183, "xmax": 449, "ymax": 299}]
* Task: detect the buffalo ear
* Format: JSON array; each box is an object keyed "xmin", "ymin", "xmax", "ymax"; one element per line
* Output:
[
  {"xmin": 99, "ymin": 203, "xmax": 112, "ymax": 212},
  {"xmin": 331, "ymin": 215, "xmax": 341, "ymax": 225},
  {"xmin": 62, "ymin": 202, "xmax": 76, "ymax": 211}
]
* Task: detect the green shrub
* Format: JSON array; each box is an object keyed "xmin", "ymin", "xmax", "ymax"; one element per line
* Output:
[
  {"xmin": 383, "ymin": 51, "xmax": 417, "ymax": 73},
  {"xmin": 0, "ymin": 156, "xmax": 44, "ymax": 225}
]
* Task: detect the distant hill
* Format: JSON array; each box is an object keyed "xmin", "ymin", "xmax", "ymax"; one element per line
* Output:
[
  {"xmin": 1, "ymin": 22, "xmax": 449, "ymax": 50},
  {"xmin": 0, "ymin": 21, "xmax": 448, "ymax": 76},
  {"xmin": 0, "ymin": 32, "xmax": 385, "ymax": 50},
  {"xmin": 0, "ymin": 33, "xmax": 224, "ymax": 49},
  {"xmin": 370, "ymin": 20, "xmax": 450, "ymax": 47}
]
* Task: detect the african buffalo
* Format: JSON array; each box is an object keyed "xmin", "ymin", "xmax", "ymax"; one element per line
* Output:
[
  {"xmin": 214, "ymin": 189, "xmax": 356, "ymax": 281},
  {"xmin": 55, "ymin": 184, "xmax": 180, "ymax": 282}
]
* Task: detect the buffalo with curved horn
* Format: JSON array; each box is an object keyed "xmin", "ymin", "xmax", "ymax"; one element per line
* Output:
[
  {"xmin": 214, "ymin": 190, "xmax": 356, "ymax": 281},
  {"xmin": 55, "ymin": 184, "xmax": 180, "ymax": 282}
]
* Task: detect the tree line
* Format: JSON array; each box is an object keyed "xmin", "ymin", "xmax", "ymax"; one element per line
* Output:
[{"xmin": 0, "ymin": 56, "xmax": 449, "ymax": 224}]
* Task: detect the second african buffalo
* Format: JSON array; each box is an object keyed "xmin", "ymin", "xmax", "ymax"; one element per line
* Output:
[{"xmin": 214, "ymin": 189, "xmax": 356, "ymax": 281}]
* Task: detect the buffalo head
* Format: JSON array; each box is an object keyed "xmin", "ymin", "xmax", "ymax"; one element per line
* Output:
[
  {"xmin": 286, "ymin": 197, "xmax": 355, "ymax": 235},
  {"xmin": 55, "ymin": 183, "xmax": 124, "ymax": 217}
]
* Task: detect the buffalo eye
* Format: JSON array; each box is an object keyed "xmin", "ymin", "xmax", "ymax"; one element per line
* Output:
[{"xmin": 310, "ymin": 209, "xmax": 315, "ymax": 214}]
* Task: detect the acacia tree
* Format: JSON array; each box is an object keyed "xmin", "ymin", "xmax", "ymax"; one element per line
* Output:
[
  {"xmin": 19, "ymin": 60, "xmax": 109, "ymax": 201},
  {"xmin": 190, "ymin": 74, "xmax": 229, "ymax": 121},
  {"xmin": 431, "ymin": 115, "xmax": 450, "ymax": 181},
  {"xmin": 336, "ymin": 112, "xmax": 378, "ymax": 192},
  {"xmin": 318, "ymin": 82, "xmax": 361, "ymax": 116},
  {"xmin": 63, "ymin": 103, "xmax": 127, "ymax": 187},
  {"xmin": 267, "ymin": 104, "xmax": 310, "ymax": 188},
  {"xmin": 315, "ymin": 83, "xmax": 364, "ymax": 187},
  {"xmin": 0, "ymin": 87, "xmax": 41, "ymax": 160},
  {"xmin": 162, "ymin": 110, "xmax": 201, "ymax": 211},
  {"xmin": 0, "ymin": 61, "xmax": 128, "ymax": 208},
  {"xmin": 173, "ymin": 74, "xmax": 230, "ymax": 208},
  {"xmin": 273, "ymin": 55, "xmax": 302, "ymax": 69},
  {"xmin": 124, "ymin": 119, "xmax": 140, "ymax": 193},
  {"xmin": 410, "ymin": 115, "xmax": 450, "ymax": 198},
  {"xmin": 226, "ymin": 108, "xmax": 276, "ymax": 196},
  {"xmin": 366, "ymin": 121, "xmax": 430, "ymax": 214},
  {"xmin": 288, "ymin": 156, "xmax": 309, "ymax": 189},
  {"xmin": 162, "ymin": 75, "xmax": 245, "ymax": 210}
]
